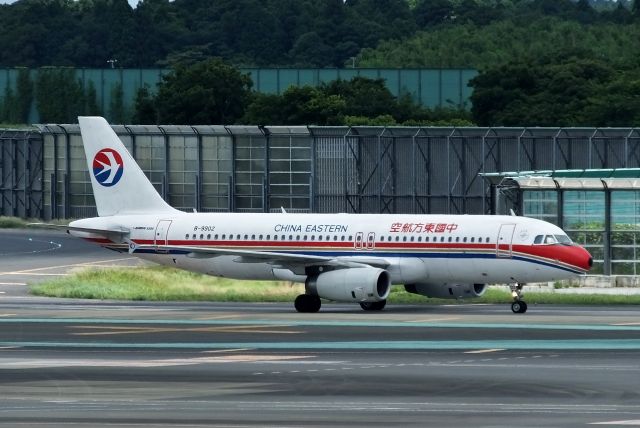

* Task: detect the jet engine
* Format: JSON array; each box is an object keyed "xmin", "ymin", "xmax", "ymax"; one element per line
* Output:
[
  {"xmin": 404, "ymin": 283, "xmax": 487, "ymax": 299},
  {"xmin": 306, "ymin": 268, "xmax": 391, "ymax": 303}
]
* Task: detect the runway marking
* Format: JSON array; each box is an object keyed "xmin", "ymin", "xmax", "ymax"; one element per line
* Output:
[
  {"xmin": 612, "ymin": 322, "xmax": 640, "ymax": 326},
  {"xmin": 0, "ymin": 257, "xmax": 138, "ymax": 276},
  {"xmin": 5, "ymin": 318, "xmax": 640, "ymax": 332},
  {"xmin": 0, "ymin": 314, "xmax": 16, "ymax": 317},
  {"xmin": 407, "ymin": 316, "xmax": 461, "ymax": 323},
  {"xmin": 0, "ymin": 354, "xmax": 313, "ymax": 369},
  {"xmin": 202, "ymin": 348, "xmax": 253, "ymax": 354},
  {"xmin": 0, "ymin": 272, "xmax": 68, "ymax": 276},
  {"xmin": 4, "ymin": 339, "xmax": 640, "ymax": 351},
  {"xmin": 464, "ymin": 348, "xmax": 504, "ymax": 354},
  {"xmin": 591, "ymin": 421, "xmax": 640, "ymax": 425},
  {"xmin": 71, "ymin": 324, "xmax": 301, "ymax": 336},
  {"xmin": 195, "ymin": 314, "xmax": 244, "ymax": 320},
  {"xmin": 0, "ymin": 282, "xmax": 26, "ymax": 286}
]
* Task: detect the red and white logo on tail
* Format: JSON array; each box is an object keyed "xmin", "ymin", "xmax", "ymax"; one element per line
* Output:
[{"xmin": 92, "ymin": 148, "xmax": 124, "ymax": 187}]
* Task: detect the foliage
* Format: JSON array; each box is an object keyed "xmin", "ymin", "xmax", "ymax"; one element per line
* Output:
[
  {"xmin": 35, "ymin": 67, "xmax": 84, "ymax": 123},
  {"xmin": 154, "ymin": 58, "xmax": 252, "ymax": 124},
  {"xmin": 84, "ymin": 80, "xmax": 101, "ymax": 116},
  {"xmin": 109, "ymin": 82, "xmax": 126, "ymax": 124},
  {"xmin": 132, "ymin": 85, "xmax": 157, "ymax": 124},
  {"xmin": 470, "ymin": 55, "xmax": 640, "ymax": 126},
  {"xmin": 241, "ymin": 76, "xmax": 471, "ymax": 126}
]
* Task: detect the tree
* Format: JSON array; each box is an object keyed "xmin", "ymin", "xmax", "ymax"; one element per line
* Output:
[
  {"xmin": 469, "ymin": 56, "xmax": 618, "ymax": 126},
  {"xmin": 35, "ymin": 67, "xmax": 84, "ymax": 123},
  {"xmin": 109, "ymin": 82, "xmax": 127, "ymax": 124},
  {"xmin": 132, "ymin": 85, "xmax": 157, "ymax": 124},
  {"xmin": 154, "ymin": 58, "xmax": 252, "ymax": 124}
]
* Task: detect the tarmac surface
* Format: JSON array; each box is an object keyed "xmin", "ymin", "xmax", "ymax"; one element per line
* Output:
[{"xmin": 1, "ymin": 228, "xmax": 640, "ymax": 427}]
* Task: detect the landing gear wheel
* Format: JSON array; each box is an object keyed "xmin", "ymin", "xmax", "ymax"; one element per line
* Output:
[
  {"xmin": 294, "ymin": 294, "xmax": 321, "ymax": 313},
  {"xmin": 511, "ymin": 301, "xmax": 528, "ymax": 314},
  {"xmin": 509, "ymin": 283, "xmax": 527, "ymax": 314},
  {"xmin": 359, "ymin": 300, "xmax": 387, "ymax": 311}
]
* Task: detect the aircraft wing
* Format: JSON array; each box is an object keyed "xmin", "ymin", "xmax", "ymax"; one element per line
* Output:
[{"xmin": 130, "ymin": 243, "xmax": 390, "ymax": 269}]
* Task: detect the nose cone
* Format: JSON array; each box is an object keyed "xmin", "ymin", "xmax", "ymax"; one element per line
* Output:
[{"xmin": 572, "ymin": 246, "xmax": 593, "ymax": 272}]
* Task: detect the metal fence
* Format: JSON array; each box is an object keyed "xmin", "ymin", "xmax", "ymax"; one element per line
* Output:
[
  {"xmin": 0, "ymin": 129, "xmax": 43, "ymax": 218},
  {"xmin": 1, "ymin": 125, "xmax": 640, "ymax": 220}
]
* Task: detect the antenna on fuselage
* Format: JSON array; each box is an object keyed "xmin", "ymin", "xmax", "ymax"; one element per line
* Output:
[
  {"xmin": 509, "ymin": 209, "xmax": 517, "ymax": 216},
  {"xmin": 281, "ymin": 207, "xmax": 287, "ymax": 214}
]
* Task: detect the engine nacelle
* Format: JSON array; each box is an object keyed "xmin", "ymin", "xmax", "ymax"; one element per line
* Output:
[
  {"xmin": 404, "ymin": 283, "xmax": 487, "ymax": 299},
  {"xmin": 306, "ymin": 268, "xmax": 391, "ymax": 303}
]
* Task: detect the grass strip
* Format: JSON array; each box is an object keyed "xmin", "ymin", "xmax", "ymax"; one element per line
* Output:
[
  {"xmin": 30, "ymin": 266, "xmax": 640, "ymax": 305},
  {"xmin": 0, "ymin": 216, "xmax": 27, "ymax": 228}
]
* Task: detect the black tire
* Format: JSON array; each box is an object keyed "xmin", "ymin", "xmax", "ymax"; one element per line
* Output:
[
  {"xmin": 511, "ymin": 301, "xmax": 522, "ymax": 314},
  {"xmin": 519, "ymin": 301, "xmax": 528, "ymax": 313},
  {"xmin": 360, "ymin": 300, "xmax": 387, "ymax": 311},
  {"xmin": 294, "ymin": 294, "xmax": 321, "ymax": 313},
  {"xmin": 511, "ymin": 301, "xmax": 528, "ymax": 314}
]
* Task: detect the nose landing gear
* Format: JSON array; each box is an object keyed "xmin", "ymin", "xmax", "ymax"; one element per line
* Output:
[{"xmin": 510, "ymin": 283, "xmax": 528, "ymax": 314}]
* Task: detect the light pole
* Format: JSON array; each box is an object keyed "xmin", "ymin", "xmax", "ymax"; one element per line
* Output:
[{"xmin": 107, "ymin": 59, "xmax": 118, "ymax": 69}]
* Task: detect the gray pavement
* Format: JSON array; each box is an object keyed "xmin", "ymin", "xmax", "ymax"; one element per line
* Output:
[{"xmin": 1, "ymin": 228, "xmax": 640, "ymax": 427}]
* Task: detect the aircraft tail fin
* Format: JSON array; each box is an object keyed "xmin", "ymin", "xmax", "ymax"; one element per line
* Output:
[{"xmin": 78, "ymin": 116, "xmax": 178, "ymax": 217}]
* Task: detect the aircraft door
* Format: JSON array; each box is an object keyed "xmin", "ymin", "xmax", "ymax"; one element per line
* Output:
[
  {"xmin": 154, "ymin": 220, "xmax": 172, "ymax": 251},
  {"xmin": 366, "ymin": 232, "xmax": 375, "ymax": 250},
  {"xmin": 496, "ymin": 224, "xmax": 515, "ymax": 258},
  {"xmin": 354, "ymin": 232, "xmax": 364, "ymax": 250}
]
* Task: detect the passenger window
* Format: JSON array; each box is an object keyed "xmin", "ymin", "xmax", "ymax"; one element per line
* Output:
[
  {"xmin": 259, "ymin": 235, "xmax": 263, "ymax": 240},
  {"xmin": 448, "ymin": 237, "xmax": 452, "ymax": 242},
  {"xmin": 463, "ymin": 237, "xmax": 467, "ymax": 242},
  {"xmin": 470, "ymin": 237, "xmax": 474, "ymax": 242},
  {"xmin": 418, "ymin": 236, "xmax": 422, "ymax": 242},
  {"xmin": 296, "ymin": 235, "xmax": 300, "ymax": 241},
  {"xmin": 341, "ymin": 236, "xmax": 345, "ymax": 241},
  {"xmin": 485, "ymin": 237, "xmax": 490, "ymax": 243},
  {"xmin": 244, "ymin": 234, "xmax": 248, "ymax": 240},
  {"xmin": 214, "ymin": 234, "xmax": 218, "ymax": 239},
  {"xmin": 266, "ymin": 235, "xmax": 270, "ymax": 240},
  {"xmin": 185, "ymin": 234, "xmax": 189, "ymax": 239},
  {"xmin": 288, "ymin": 235, "xmax": 293, "ymax": 240},
  {"xmin": 410, "ymin": 236, "xmax": 414, "ymax": 242},
  {"xmin": 455, "ymin": 237, "xmax": 460, "ymax": 242},
  {"xmin": 441, "ymin": 236, "xmax": 445, "ymax": 242},
  {"xmin": 311, "ymin": 235, "xmax": 315, "ymax": 241},
  {"xmin": 192, "ymin": 234, "xmax": 196, "ymax": 239},
  {"xmin": 222, "ymin": 234, "xmax": 226, "ymax": 239}
]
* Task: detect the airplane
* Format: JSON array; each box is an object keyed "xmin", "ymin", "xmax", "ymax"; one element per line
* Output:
[{"xmin": 60, "ymin": 116, "xmax": 592, "ymax": 314}]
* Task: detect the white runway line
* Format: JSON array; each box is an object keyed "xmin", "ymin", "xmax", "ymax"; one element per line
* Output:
[
  {"xmin": 591, "ymin": 421, "xmax": 640, "ymax": 425},
  {"xmin": 464, "ymin": 348, "xmax": 505, "ymax": 354}
]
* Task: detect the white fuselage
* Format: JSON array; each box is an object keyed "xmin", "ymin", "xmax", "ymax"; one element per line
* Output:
[{"xmin": 72, "ymin": 212, "xmax": 590, "ymax": 286}]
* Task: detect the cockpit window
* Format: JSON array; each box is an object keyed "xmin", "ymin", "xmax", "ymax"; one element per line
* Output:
[
  {"xmin": 534, "ymin": 235, "xmax": 543, "ymax": 244},
  {"xmin": 554, "ymin": 234, "xmax": 573, "ymax": 245},
  {"xmin": 544, "ymin": 235, "xmax": 557, "ymax": 244}
]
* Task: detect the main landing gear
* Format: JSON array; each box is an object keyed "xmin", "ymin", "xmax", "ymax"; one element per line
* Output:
[
  {"xmin": 510, "ymin": 283, "xmax": 528, "ymax": 314},
  {"xmin": 294, "ymin": 294, "xmax": 321, "ymax": 313},
  {"xmin": 359, "ymin": 300, "xmax": 387, "ymax": 311}
]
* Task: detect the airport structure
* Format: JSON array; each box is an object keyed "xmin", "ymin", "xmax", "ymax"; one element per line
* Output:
[{"xmin": 2, "ymin": 124, "xmax": 640, "ymax": 275}]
